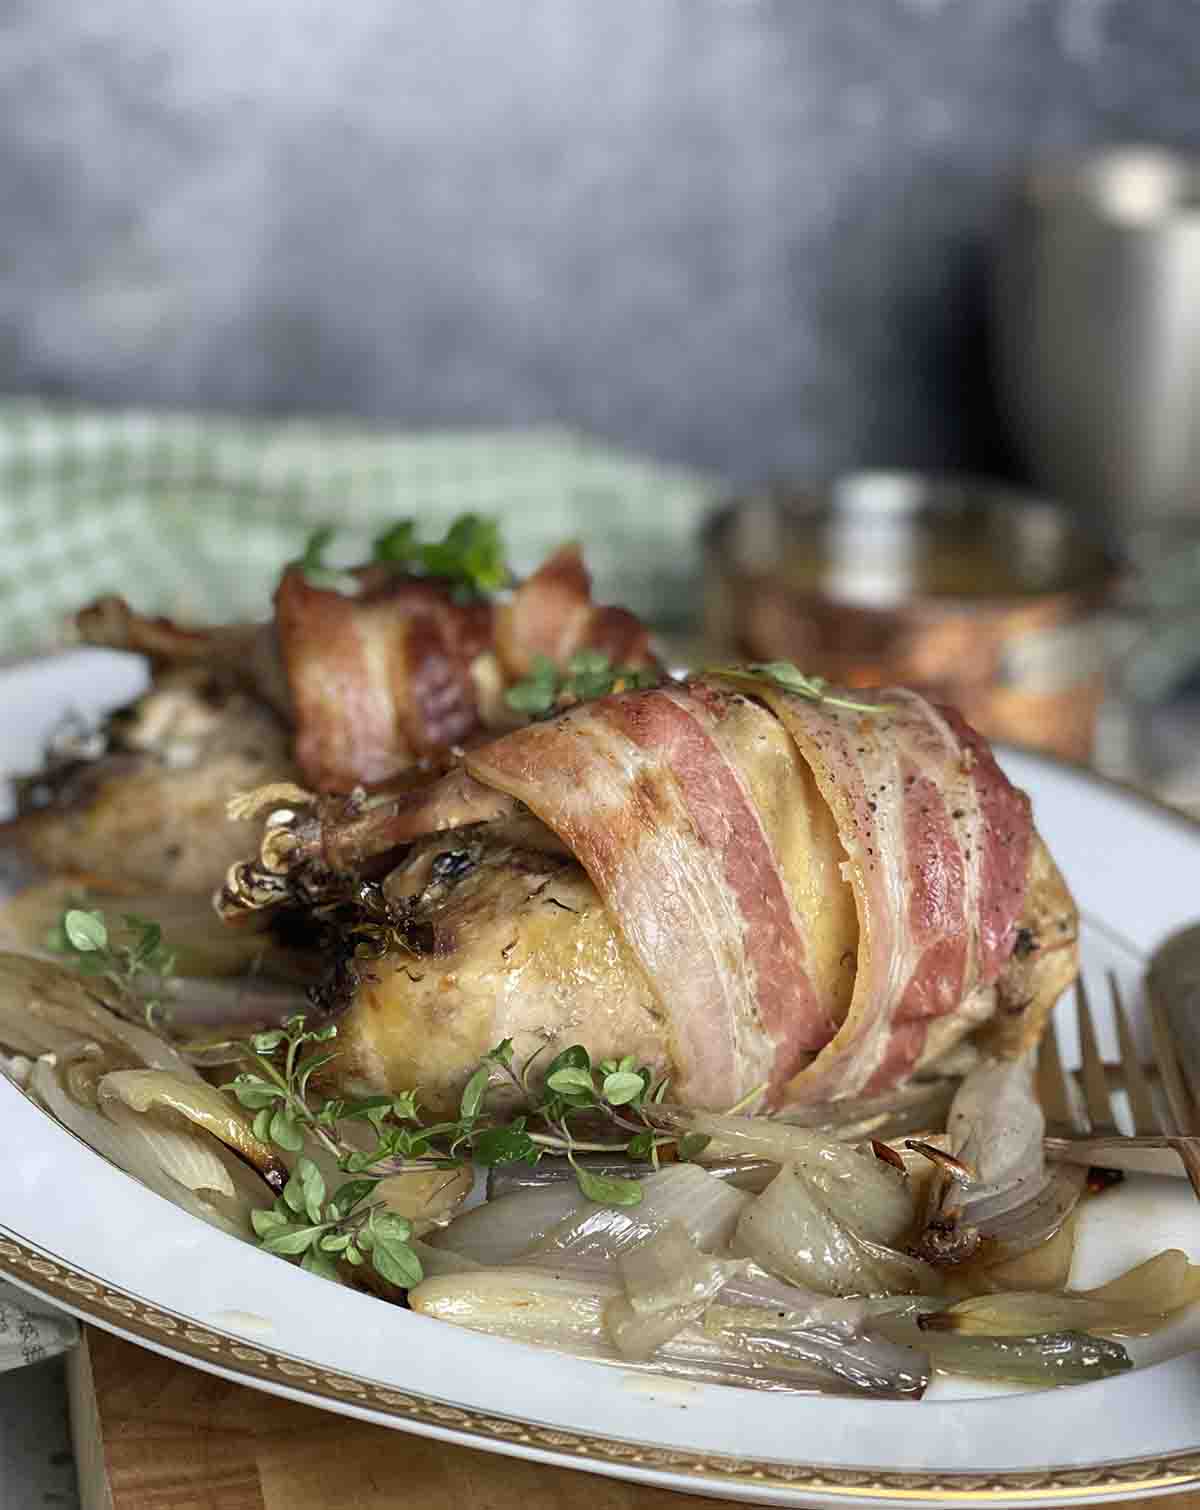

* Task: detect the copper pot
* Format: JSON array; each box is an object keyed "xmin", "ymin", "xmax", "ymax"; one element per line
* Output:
[{"xmin": 703, "ymin": 474, "xmax": 1120, "ymax": 761}]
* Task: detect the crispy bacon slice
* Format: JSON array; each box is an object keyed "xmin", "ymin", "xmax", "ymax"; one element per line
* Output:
[
  {"xmin": 495, "ymin": 545, "xmax": 655, "ymax": 678},
  {"xmin": 711, "ymin": 676, "xmax": 1033, "ymax": 1103},
  {"xmin": 466, "ymin": 682, "xmax": 839, "ymax": 1107},
  {"xmin": 273, "ymin": 566, "xmax": 493, "ymax": 791}
]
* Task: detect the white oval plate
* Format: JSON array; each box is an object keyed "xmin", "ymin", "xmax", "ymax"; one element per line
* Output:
[{"xmin": 2, "ymin": 649, "xmax": 1200, "ymax": 1509}]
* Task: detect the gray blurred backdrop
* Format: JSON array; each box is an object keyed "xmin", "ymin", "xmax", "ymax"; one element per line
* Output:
[{"xmin": 3, "ymin": 1, "xmax": 1199, "ymax": 483}]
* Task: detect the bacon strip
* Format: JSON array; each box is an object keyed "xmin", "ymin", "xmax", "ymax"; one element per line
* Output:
[
  {"xmin": 466, "ymin": 684, "xmax": 834, "ymax": 1107},
  {"xmin": 274, "ymin": 567, "xmax": 492, "ymax": 791},
  {"xmin": 710, "ymin": 677, "xmax": 1032, "ymax": 1102},
  {"xmin": 494, "ymin": 545, "xmax": 655, "ymax": 678}
]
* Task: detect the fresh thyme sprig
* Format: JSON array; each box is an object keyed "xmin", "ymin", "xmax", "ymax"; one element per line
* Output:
[
  {"xmin": 217, "ymin": 1020, "xmax": 720, "ymax": 1288},
  {"xmin": 249, "ymin": 1155, "xmax": 421, "ymax": 1286},
  {"xmin": 706, "ymin": 661, "xmax": 891, "ymax": 715},
  {"xmin": 50, "ymin": 907, "xmax": 176, "ymax": 1026},
  {"xmin": 506, "ymin": 650, "xmax": 660, "ymax": 717}
]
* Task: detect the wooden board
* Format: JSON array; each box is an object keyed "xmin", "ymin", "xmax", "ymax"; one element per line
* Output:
[
  {"xmin": 66, "ymin": 1326, "xmax": 1200, "ymax": 1510},
  {"xmin": 66, "ymin": 1326, "xmax": 744, "ymax": 1510}
]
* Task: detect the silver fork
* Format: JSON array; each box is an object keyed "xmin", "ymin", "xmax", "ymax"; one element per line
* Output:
[{"xmin": 1038, "ymin": 973, "xmax": 1200, "ymax": 1199}]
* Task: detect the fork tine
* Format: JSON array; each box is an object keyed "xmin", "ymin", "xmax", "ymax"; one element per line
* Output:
[
  {"xmin": 1075, "ymin": 977, "xmax": 1120, "ymax": 1135},
  {"xmin": 1109, "ymin": 972, "xmax": 1158, "ymax": 1135},
  {"xmin": 1036, "ymin": 1016, "xmax": 1083, "ymax": 1135},
  {"xmin": 1147, "ymin": 976, "xmax": 1196, "ymax": 1135}
]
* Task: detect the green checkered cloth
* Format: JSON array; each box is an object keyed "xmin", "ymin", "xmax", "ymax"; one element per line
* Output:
[{"xmin": 0, "ymin": 401, "xmax": 720, "ymax": 656}]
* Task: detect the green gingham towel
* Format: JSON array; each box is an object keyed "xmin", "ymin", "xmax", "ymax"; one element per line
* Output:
[{"xmin": 0, "ymin": 402, "xmax": 720, "ymax": 656}]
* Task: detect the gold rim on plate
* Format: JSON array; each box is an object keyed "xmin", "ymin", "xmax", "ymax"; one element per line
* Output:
[{"xmin": 0, "ymin": 1227, "xmax": 1197, "ymax": 1504}]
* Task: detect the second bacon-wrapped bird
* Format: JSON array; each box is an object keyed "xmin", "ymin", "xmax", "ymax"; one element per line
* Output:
[
  {"xmin": 220, "ymin": 664, "xmax": 1078, "ymax": 1116},
  {"xmin": 3, "ymin": 520, "xmax": 655, "ymax": 894}
]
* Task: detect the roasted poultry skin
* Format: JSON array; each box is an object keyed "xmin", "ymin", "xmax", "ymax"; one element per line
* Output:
[
  {"xmin": 7, "ymin": 673, "xmax": 296, "ymax": 895},
  {"xmin": 5, "ymin": 542, "xmax": 655, "ymax": 895},
  {"xmin": 312, "ymin": 685, "xmax": 1077, "ymax": 1116}
]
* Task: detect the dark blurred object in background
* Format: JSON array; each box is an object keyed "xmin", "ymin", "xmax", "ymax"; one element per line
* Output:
[{"xmin": 3, "ymin": 1, "xmax": 1200, "ymax": 482}]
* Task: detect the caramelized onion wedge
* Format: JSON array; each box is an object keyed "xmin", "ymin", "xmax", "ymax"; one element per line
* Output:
[
  {"xmin": 29, "ymin": 1056, "xmax": 247, "ymax": 1237},
  {"xmin": 530, "ymin": 1165, "xmax": 749, "ymax": 1271},
  {"xmin": 0, "ymin": 954, "xmax": 197, "ymax": 1075},
  {"xmin": 874, "ymin": 1318, "xmax": 1133, "ymax": 1385},
  {"xmin": 620, "ymin": 1222, "xmax": 747, "ymax": 1316},
  {"xmin": 703, "ymin": 1306, "xmax": 928, "ymax": 1399},
  {"xmin": 409, "ymin": 1269, "xmax": 925, "ymax": 1397},
  {"xmin": 426, "ymin": 1183, "xmax": 588, "ymax": 1266},
  {"xmin": 934, "ymin": 1249, "xmax": 1200, "ymax": 1337},
  {"xmin": 732, "ymin": 1160, "xmax": 932, "ymax": 1297},
  {"xmin": 606, "ymin": 1222, "xmax": 748, "ymax": 1360},
  {"xmin": 96, "ymin": 1070, "xmax": 287, "ymax": 1191}
]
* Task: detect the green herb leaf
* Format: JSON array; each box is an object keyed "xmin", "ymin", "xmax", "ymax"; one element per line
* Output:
[
  {"xmin": 601, "ymin": 1071, "xmax": 646, "ymax": 1107},
  {"xmin": 707, "ymin": 662, "xmax": 889, "ymax": 716},
  {"xmin": 252, "ymin": 1107, "xmax": 274, "ymax": 1142},
  {"xmin": 301, "ymin": 1246, "xmax": 342, "ymax": 1282},
  {"xmin": 295, "ymin": 1049, "xmax": 340, "ymax": 1099},
  {"xmin": 284, "ymin": 1156, "xmax": 326, "ymax": 1225},
  {"xmin": 251, "ymin": 1030, "xmax": 287, "ymax": 1054},
  {"xmin": 250, "ymin": 1208, "xmax": 289, "ymax": 1239},
  {"xmin": 269, "ymin": 1109, "xmax": 305, "ymax": 1152},
  {"xmin": 390, "ymin": 1090, "xmax": 421, "ymax": 1122},
  {"xmin": 371, "ymin": 519, "xmax": 418, "ymax": 564},
  {"xmin": 122, "ymin": 915, "xmax": 164, "ymax": 965},
  {"xmin": 677, "ymin": 1133, "xmax": 712, "ymax": 1162},
  {"xmin": 63, "ymin": 909, "xmax": 107, "ymax": 953},
  {"xmin": 544, "ymin": 1045, "xmax": 591, "ymax": 1079},
  {"xmin": 482, "ymin": 1038, "xmax": 515, "ymax": 1069},
  {"xmin": 372, "ymin": 514, "xmax": 508, "ymax": 597},
  {"xmin": 343, "ymin": 1148, "xmax": 379, "ymax": 1174},
  {"xmin": 574, "ymin": 1166, "xmax": 643, "ymax": 1207},
  {"xmin": 459, "ymin": 1065, "xmax": 490, "ymax": 1120},
  {"xmin": 545, "ymin": 1067, "xmax": 595, "ymax": 1098},
  {"xmin": 301, "ymin": 525, "xmax": 335, "ymax": 572},
  {"xmin": 260, "ymin": 1223, "xmax": 329, "ymax": 1256},
  {"xmin": 371, "ymin": 1239, "xmax": 424, "ymax": 1290},
  {"xmin": 371, "ymin": 1211, "xmax": 413, "ymax": 1245},
  {"xmin": 505, "ymin": 652, "xmax": 658, "ymax": 718},
  {"xmin": 228, "ymin": 1075, "xmax": 285, "ymax": 1111},
  {"xmin": 419, "ymin": 514, "xmax": 507, "ymax": 595},
  {"xmin": 471, "ymin": 1126, "xmax": 539, "ymax": 1167},
  {"xmin": 504, "ymin": 680, "xmax": 558, "ymax": 715},
  {"xmin": 625, "ymin": 1131, "xmax": 654, "ymax": 1160},
  {"xmin": 329, "ymin": 1178, "xmax": 379, "ymax": 1219},
  {"xmin": 319, "ymin": 1231, "xmax": 353, "ymax": 1253}
]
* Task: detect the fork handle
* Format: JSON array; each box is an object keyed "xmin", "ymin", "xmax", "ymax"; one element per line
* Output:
[{"xmin": 1045, "ymin": 1134, "xmax": 1200, "ymax": 1196}]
